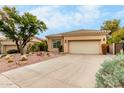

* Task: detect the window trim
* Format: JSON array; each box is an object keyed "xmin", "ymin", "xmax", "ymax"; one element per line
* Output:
[{"xmin": 52, "ymin": 39, "xmax": 61, "ymax": 48}]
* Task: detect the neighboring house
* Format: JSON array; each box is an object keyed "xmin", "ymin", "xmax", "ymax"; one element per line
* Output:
[
  {"xmin": 0, "ymin": 36, "xmax": 43, "ymax": 54},
  {"xmin": 46, "ymin": 29, "xmax": 109, "ymax": 54}
]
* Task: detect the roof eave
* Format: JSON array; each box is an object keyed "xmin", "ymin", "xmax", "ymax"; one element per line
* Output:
[{"xmin": 46, "ymin": 30, "xmax": 110, "ymax": 38}]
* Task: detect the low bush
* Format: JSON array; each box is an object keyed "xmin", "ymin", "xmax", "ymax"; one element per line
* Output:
[
  {"xmin": 30, "ymin": 42, "xmax": 48, "ymax": 52},
  {"xmin": 37, "ymin": 42, "xmax": 48, "ymax": 51},
  {"xmin": 7, "ymin": 49, "xmax": 18, "ymax": 54},
  {"xmin": 30, "ymin": 44, "xmax": 38, "ymax": 52},
  {"xmin": 101, "ymin": 44, "xmax": 108, "ymax": 55},
  {"xmin": 44, "ymin": 45, "xmax": 48, "ymax": 51},
  {"xmin": 58, "ymin": 45, "xmax": 63, "ymax": 52},
  {"xmin": 96, "ymin": 54, "xmax": 124, "ymax": 88}
]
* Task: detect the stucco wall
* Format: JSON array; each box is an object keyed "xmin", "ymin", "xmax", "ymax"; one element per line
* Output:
[
  {"xmin": 4, "ymin": 45, "xmax": 17, "ymax": 53},
  {"xmin": 47, "ymin": 37, "xmax": 64, "ymax": 52},
  {"xmin": 1, "ymin": 40, "xmax": 15, "ymax": 45},
  {"xmin": 47, "ymin": 35, "xmax": 107, "ymax": 54},
  {"xmin": 0, "ymin": 37, "xmax": 42, "ymax": 54}
]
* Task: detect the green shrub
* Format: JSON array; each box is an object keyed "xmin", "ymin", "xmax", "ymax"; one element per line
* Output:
[
  {"xmin": 7, "ymin": 49, "xmax": 18, "ymax": 54},
  {"xmin": 58, "ymin": 45, "xmax": 63, "ymax": 52},
  {"xmin": 36, "ymin": 42, "xmax": 48, "ymax": 51},
  {"xmin": 30, "ymin": 44, "xmax": 39, "ymax": 52},
  {"xmin": 96, "ymin": 54, "xmax": 124, "ymax": 88},
  {"xmin": 30, "ymin": 42, "xmax": 48, "ymax": 52},
  {"xmin": 43, "ymin": 45, "xmax": 48, "ymax": 51}
]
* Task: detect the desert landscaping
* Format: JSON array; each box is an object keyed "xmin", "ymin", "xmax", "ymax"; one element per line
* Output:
[{"xmin": 0, "ymin": 52, "xmax": 62, "ymax": 73}]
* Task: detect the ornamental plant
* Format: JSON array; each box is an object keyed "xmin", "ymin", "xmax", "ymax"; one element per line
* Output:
[
  {"xmin": 96, "ymin": 54, "xmax": 124, "ymax": 88},
  {"xmin": 101, "ymin": 44, "xmax": 108, "ymax": 55}
]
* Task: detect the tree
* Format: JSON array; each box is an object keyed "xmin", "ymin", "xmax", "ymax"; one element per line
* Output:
[
  {"xmin": 109, "ymin": 29, "xmax": 124, "ymax": 43},
  {"xmin": 107, "ymin": 27, "xmax": 124, "ymax": 52},
  {"xmin": 101, "ymin": 19, "xmax": 120, "ymax": 35},
  {"xmin": 0, "ymin": 6, "xmax": 47, "ymax": 55}
]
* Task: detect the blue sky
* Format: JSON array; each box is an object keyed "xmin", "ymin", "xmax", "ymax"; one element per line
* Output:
[{"xmin": 1, "ymin": 5, "xmax": 124, "ymax": 38}]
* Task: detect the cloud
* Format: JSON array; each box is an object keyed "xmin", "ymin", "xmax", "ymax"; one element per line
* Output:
[
  {"xmin": 74, "ymin": 6, "xmax": 101, "ymax": 25},
  {"xmin": 29, "ymin": 5, "xmax": 102, "ymax": 31},
  {"xmin": 0, "ymin": 5, "xmax": 103, "ymax": 38},
  {"xmin": 114, "ymin": 9, "xmax": 124, "ymax": 19}
]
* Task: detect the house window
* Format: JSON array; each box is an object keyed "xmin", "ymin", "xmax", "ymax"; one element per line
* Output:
[{"xmin": 52, "ymin": 40, "xmax": 61, "ymax": 48}]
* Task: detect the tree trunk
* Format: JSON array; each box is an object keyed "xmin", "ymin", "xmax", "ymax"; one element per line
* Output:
[
  {"xmin": 15, "ymin": 41, "xmax": 20, "ymax": 53},
  {"xmin": 15, "ymin": 41, "xmax": 24, "ymax": 55},
  {"xmin": 19, "ymin": 45, "xmax": 24, "ymax": 55}
]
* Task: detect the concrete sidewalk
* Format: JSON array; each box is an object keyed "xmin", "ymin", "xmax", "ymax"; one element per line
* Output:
[{"xmin": 0, "ymin": 54, "xmax": 113, "ymax": 88}]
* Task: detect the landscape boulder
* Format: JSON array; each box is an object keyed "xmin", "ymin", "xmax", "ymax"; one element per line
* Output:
[
  {"xmin": 19, "ymin": 55, "xmax": 28, "ymax": 61},
  {"xmin": 46, "ymin": 52, "xmax": 51, "ymax": 57},
  {"xmin": 5, "ymin": 55, "xmax": 12, "ymax": 60},
  {"xmin": 18, "ymin": 60, "xmax": 27, "ymax": 65},
  {"xmin": 36, "ymin": 52, "xmax": 43, "ymax": 56},
  {"xmin": 7, "ymin": 56, "xmax": 14, "ymax": 63}
]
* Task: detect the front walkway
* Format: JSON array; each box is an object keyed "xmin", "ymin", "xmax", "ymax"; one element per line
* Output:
[{"xmin": 0, "ymin": 54, "xmax": 113, "ymax": 88}]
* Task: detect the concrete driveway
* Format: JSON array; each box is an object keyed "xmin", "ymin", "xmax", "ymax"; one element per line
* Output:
[{"xmin": 0, "ymin": 54, "xmax": 113, "ymax": 88}]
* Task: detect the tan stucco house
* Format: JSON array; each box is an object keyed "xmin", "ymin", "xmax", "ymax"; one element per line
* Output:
[
  {"xmin": 46, "ymin": 29, "xmax": 109, "ymax": 54},
  {"xmin": 0, "ymin": 36, "xmax": 43, "ymax": 54}
]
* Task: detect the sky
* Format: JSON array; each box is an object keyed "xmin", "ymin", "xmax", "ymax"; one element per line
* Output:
[{"xmin": 1, "ymin": 5, "xmax": 124, "ymax": 38}]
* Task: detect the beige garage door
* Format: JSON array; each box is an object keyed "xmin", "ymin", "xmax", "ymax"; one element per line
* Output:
[{"xmin": 69, "ymin": 41, "xmax": 100, "ymax": 54}]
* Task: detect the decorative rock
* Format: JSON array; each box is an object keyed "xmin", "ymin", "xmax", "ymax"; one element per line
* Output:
[
  {"xmin": 21, "ymin": 61, "xmax": 27, "ymax": 64},
  {"xmin": 8, "ymin": 57, "xmax": 14, "ymax": 63},
  {"xmin": 18, "ymin": 61, "xmax": 27, "ymax": 65},
  {"xmin": 46, "ymin": 52, "xmax": 50, "ymax": 57},
  {"xmin": 0, "ymin": 55, "xmax": 2, "ymax": 58},
  {"xmin": 42, "ymin": 52, "xmax": 45, "ymax": 56},
  {"xmin": 29, "ymin": 52, "xmax": 33, "ymax": 55},
  {"xmin": 19, "ymin": 55, "xmax": 28, "ymax": 61},
  {"xmin": 5, "ymin": 55, "xmax": 11, "ymax": 60},
  {"xmin": 37, "ymin": 52, "xmax": 42, "ymax": 56}
]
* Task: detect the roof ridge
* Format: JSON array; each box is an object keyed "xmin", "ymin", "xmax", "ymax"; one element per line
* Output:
[
  {"xmin": 46, "ymin": 29, "xmax": 109, "ymax": 37},
  {"xmin": 62, "ymin": 29, "xmax": 100, "ymax": 34}
]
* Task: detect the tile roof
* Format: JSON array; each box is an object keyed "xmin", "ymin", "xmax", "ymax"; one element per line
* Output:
[{"xmin": 46, "ymin": 29, "xmax": 110, "ymax": 37}]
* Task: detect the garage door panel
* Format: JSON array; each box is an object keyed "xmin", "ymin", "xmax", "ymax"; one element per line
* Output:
[{"xmin": 69, "ymin": 41, "xmax": 100, "ymax": 54}]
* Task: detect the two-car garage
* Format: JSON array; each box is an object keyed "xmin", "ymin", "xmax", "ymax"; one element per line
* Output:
[{"xmin": 69, "ymin": 40, "xmax": 100, "ymax": 54}]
